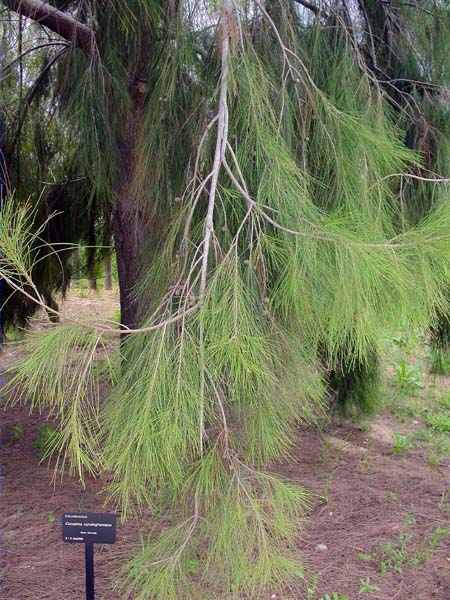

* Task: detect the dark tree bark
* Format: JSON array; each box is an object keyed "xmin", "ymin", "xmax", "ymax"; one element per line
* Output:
[
  {"xmin": 112, "ymin": 74, "xmax": 149, "ymax": 332},
  {"xmin": 107, "ymin": 25, "xmax": 156, "ymax": 332}
]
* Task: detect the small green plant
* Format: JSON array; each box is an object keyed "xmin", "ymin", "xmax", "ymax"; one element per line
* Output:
[
  {"xmin": 439, "ymin": 394, "xmax": 450, "ymax": 410},
  {"xmin": 47, "ymin": 513, "xmax": 56, "ymax": 523},
  {"xmin": 9, "ymin": 423, "xmax": 25, "ymax": 441},
  {"xmin": 306, "ymin": 574, "xmax": 319, "ymax": 599},
  {"xmin": 392, "ymin": 433, "xmax": 413, "ymax": 454},
  {"xmin": 394, "ymin": 361, "xmax": 422, "ymax": 392},
  {"xmin": 4, "ymin": 325, "xmax": 25, "ymax": 342},
  {"xmin": 33, "ymin": 424, "xmax": 61, "ymax": 460},
  {"xmin": 74, "ymin": 278, "xmax": 90, "ymax": 298},
  {"xmin": 359, "ymin": 577, "xmax": 379, "ymax": 593},
  {"xmin": 373, "ymin": 527, "xmax": 449, "ymax": 575},
  {"xmin": 357, "ymin": 551, "xmax": 373, "ymax": 562},
  {"xmin": 410, "ymin": 422, "xmax": 450, "ymax": 465},
  {"xmin": 378, "ymin": 533, "xmax": 411, "ymax": 574},
  {"xmin": 391, "ymin": 333, "xmax": 409, "ymax": 350},
  {"xmin": 425, "ymin": 412, "xmax": 450, "ymax": 433},
  {"xmin": 410, "ymin": 527, "xmax": 450, "ymax": 566},
  {"xmin": 428, "ymin": 526, "xmax": 449, "ymax": 549},
  {"xmin": 320, "ymin": 594, "xmax": 350, "ymax": 600}
]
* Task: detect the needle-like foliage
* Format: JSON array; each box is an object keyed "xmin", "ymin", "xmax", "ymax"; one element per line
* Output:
[
  {"xmin": 6, "ymin": 325, "xmax": 113, "ymax": 480},
  {"xmin": 1, "ymin": 1, "xmax": 450, "ymax": 598}
]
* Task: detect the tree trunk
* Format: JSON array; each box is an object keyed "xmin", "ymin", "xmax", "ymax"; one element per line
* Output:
[
  {"xmin": 103, "ymin": 254, "xmax": 112, "ymax": 290},
  {"xmin": 88, "ymin": 275, "xmax": 97, "ymax": 291},
  {"xmin": 0, "ymin": 112, "xmax": 7, "ymax": 348},
  {"xmin": 112, "ymin": 205, "xmax": 143, "ymax": 331},
  {"xmin": 112, "ymin": 66, "xmax": 149, "ymax": 332}
]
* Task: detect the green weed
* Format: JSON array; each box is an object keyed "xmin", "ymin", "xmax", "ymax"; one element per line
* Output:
[
  {"xmin": 359, "ymin": 577, "xmax": 380, "ymax": 593},
  {"xmin": 378, "ymin": 533, "xmax": 411, "ymax": 574},
  {"xmin": 4, "ymin": 326, "xmax": 25, "ymax": 342},
  {"xmin": 393, "ymin": 361, "xmax": 423, "ymax": 393},
  {"xmin": 403, "ymin": 513, "xmax": 417, "ymax": 527},
  {"xmin": 306, "ymin": 574, "xmax": 319, "ymax": 599},
  {"xmin": 439, "ymin": 488, "xmax": 450, "ymax": 513},
  {"xmin": 392, "ymin": 433, "xmax": 413, "ymax": 454},
  {"xmin": 439, "ymin": 395, "xmax": 450, "ymax": 410},
  {"xmin": 1, "ymin": 423, "xmax": 25, "ymax": 445},
  {"xmin": 413, "ymin": 428, "xmax": 450, "ymax": 465},
  {"xmin": 425, "ymin": 412, "xmax": 450, "ymax": 433},
  {"xmin": 8, "ymin": 423, "xmax": 25, "ymax": 441},
  {"xmin": 430, "ymin": 347, "xmax": 450, "ymax": 375},
  {"xmin": 357, "ymin": 552, "xmax": 373, "ymax": 562},
  {"xmin": 374, "ymin": 527, "xmax": 449, "ymax": 575},
  {"xmin": 410, "ymin": 527, "xmax": 450, "ymax": 566}
]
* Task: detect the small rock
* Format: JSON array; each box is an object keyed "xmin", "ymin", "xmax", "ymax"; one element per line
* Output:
[{"xmin": 316, "ymin": 543, "xmax": 328, "ymax": 552}]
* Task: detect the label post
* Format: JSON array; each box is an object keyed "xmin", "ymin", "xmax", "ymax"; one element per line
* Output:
[
  {"xmin": 62, "ymin": 511, "xmax": 116, "ymax": 600},
  {"xmin": 85, "ymin": 542, "xmax": 95, "ymax": 600}
]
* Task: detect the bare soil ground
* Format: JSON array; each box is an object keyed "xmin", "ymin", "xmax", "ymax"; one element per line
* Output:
[{"xmin": 1, "ymin": 291, "xmax": 449, "ymax": 600}]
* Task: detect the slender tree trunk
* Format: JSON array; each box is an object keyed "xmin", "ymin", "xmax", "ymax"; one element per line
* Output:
[
  {"xmin": 112, "ymin": 60, "xmax": 149, "ymax": 332},
  {"xmin": 103, "ymin": 253, "xmax": 112, "ymax": 290},
  {"xmin": 113, "ymin": 206, "xmax": 143, "ymax": 331},
  {"xmin": 88, "ymin": 275, "xmax": 97, "ymax": 291},
  {"xmin": 0, "ymin": 112, "xmax": 6, "ymax": 348}
]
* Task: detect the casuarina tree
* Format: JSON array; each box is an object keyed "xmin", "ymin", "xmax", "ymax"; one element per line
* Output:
[{"xmin": 1, "ymin": 1, "xmax": 450, "ymax": 598}]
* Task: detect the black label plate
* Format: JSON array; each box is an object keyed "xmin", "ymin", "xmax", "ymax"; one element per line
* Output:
[{"xmin": 62, "ymin": 512, "xmax": 116, "ymax": 544}]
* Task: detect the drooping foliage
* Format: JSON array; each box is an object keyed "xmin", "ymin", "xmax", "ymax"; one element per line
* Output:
[
  {"xmin": 361, "ymin": 0, "xmax": 450, "ymax": 375},
  {"xmin": 1, "ymin": 1, "xmax": 450, "ymax": 598},
  {"xmin": 0, "ymin": 11, "xmax": 112, "ymax": 329}
]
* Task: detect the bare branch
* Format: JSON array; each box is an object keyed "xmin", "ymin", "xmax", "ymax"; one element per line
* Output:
[
  {"xmin": 290, "ymin": 0, "xmax": 321, "ymax": 16},
  {"xmin": 1, "ymin": 0, "xmax": 95, "ymax": 54}
]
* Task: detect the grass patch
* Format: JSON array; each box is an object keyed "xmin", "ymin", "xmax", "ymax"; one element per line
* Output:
[
  {"xmin": 425, "ymin": 412, "xmax": 450, "ymax": 433},
  {"xmin": 392, "ymin": 433, "xmax": 413, "ymax": 454},
  {"xmin": 393, "ymin": 360, "xmax": 423, "ymax": 393},
  {"xmin": 361, "ymin": 527, "xmax": 450, "ymax": 575},
  {"xmin": 382, "ymin": 334, "xmax": 450, "ymax": 464}
]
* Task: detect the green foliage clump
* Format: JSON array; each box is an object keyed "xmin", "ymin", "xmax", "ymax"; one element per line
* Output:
[
  {"xmin": 5, "ymin": 325, "xmax": 115, "ymax": 480},
  {"xmin": 33, "ymin": 423, "xmax": 61, "ymax": 460},
  {"xmin": 124, "ymin": 456, "xmax": 308, "ymax": 600}
]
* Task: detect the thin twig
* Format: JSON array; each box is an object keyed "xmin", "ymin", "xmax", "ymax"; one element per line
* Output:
[{"xmin": 198, "ymin": 0, "xmax": 233, "ymax": 454}]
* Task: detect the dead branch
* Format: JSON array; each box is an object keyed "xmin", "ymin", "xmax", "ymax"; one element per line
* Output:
[{"xmin": 2, "ymin": 0, "xmax": 95, "ymax": 54}]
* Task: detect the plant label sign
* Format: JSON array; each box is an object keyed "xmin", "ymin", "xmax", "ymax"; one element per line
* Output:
[
  {"xmin": 62, "ymin": 512, "xmax": 116, "ymax": 544},
  {"xmin": 62, "ymin": 512, "xmax": 117, "ymax": 600}
]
